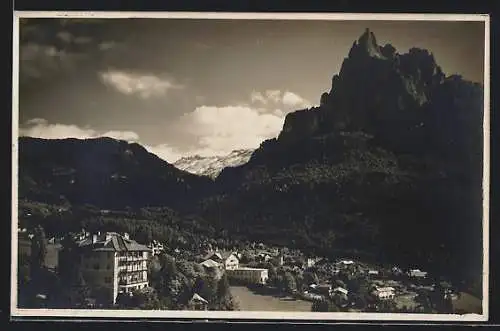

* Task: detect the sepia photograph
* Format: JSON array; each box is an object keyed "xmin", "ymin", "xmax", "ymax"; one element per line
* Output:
[{"xmin": 11, "ymin": 12, "xmax": 489, "ymax": 322}]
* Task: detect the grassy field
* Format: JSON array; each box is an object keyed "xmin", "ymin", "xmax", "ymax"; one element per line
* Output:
[
  {"xmin": 18, "ymin": 238, "xmax": 61, "ymax": 269},
  {"xmin": 230, "ymin": 286, "xmax": 312, "ymax": 312},
  {"xmin": 453, "ymin": 292, "xmax": 482, "ymax": 315}
]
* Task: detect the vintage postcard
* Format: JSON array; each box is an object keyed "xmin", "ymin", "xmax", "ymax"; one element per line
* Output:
[{"xmin": 11, "ymin": 11, "xmax": 490, "ymax": 322}]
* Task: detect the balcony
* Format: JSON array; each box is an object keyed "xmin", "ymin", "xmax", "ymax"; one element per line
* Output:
[
  {"xmin": 119, "ymin": 279, "xmax": 148, "ymax": 286},
  {"xmin": 117, "ymin": 255, "xmax": 147, "ymax": 262},
  {"xmin": 119, "ymin": 267, "xmax": 148, "ymax": 273}
]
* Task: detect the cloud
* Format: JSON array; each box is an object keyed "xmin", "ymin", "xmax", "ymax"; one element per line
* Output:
[
  {"xmin": 99, "ymin": 70, "xmax": 183, "ymax": 99},
  {"xmin": 101, "ymin": 130, "xmax": 140, "ymax": 142},
  {"xmin": 282, "ymin": 91, "xmax": 310, "ymax": 108},
  {"xmin": 18, "ymin": 118, "xmax": 185, "ymax": 163},
  {"xmin": 265, "ymin": 90, "xmax": 282, "ymax": 103},
  {"xmin": 250, "ymin": 91, "xmax": 268, "ymax": 104},
  {"xmin": 56, "ymin": 31, "xmax": 73, "ymax": 43},
  {"xmin": 99, "ymin": 41, "xmax": 117, "ymax": 51},
  {"xmin": 175, "ymin": 105, "xmax": 285, "ymax": 157},
  {"xmin": 144, "ymin": 144, "xmax": 185, "ymax": 163},
  {"xmin": 250, "ymin": 89, "xmax": 311, "ymax": 109},
  {"xmin": 19, "ymin": 118, "xmax": 139, "ymax": 142},
  {"xmin": 20, "ymin": 42, "xmax": 87, "ymax": 80}
]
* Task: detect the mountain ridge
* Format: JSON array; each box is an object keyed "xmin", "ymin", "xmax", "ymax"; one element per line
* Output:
[
  {"xmin": 18, "ymin": 136, "xmax": 214, "ymax": 210},
  {"xmin": 173, "ymin": 149, "xmax": 255, "ymax": 179}
]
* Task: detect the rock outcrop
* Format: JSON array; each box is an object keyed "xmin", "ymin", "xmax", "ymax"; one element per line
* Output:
[{"xmin": 211, "ymin": 29, "xmax": 483, "ymax": 281}]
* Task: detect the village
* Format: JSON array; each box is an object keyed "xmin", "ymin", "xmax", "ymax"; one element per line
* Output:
[{"xmin": 18, "ymin": 226, "xmax": 469, "ymax": 313}]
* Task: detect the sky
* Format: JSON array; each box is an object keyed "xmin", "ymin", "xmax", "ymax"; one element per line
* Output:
[{"xmin": 17, "ymin": 17, "xmax": 486, "ymax": 163}]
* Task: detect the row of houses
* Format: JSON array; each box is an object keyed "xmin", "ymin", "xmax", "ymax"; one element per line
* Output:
[
  {"xmin": 306, "ymin": 282, "xmax": 396, "ymax": 302},
  {"xmin": 333, "ymin": 259, "xmax": 428, "ymax": 280},
  {"xmin": 199, "ymin": 251, "xmax": 269, "ymax": 285}
]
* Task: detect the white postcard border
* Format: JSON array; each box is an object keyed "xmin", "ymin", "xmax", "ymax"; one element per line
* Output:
[{"xmin": 11, "ymin": 11, "xmax": 490, "ymax": 322}]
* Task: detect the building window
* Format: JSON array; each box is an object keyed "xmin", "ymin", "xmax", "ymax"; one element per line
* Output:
[
  {"xmin": 105, "ymin": 277, "xmax": 112, "ymax": 284},
  {"xmin": 93, "ymin": 263, "xmax": 99, "ymax": 270},
  {"xmin": 107, "ymin": 264, "xmax": 111, "ymax": 270}
]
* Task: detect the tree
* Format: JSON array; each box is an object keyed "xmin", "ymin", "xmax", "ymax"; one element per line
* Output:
[
  {"xmin": 267, "ymin": 266, "xmax": 278, "ymax": 287},
  {"xmin": 30, "ymin": 225, "xmax": 47, "ymax": 275},
  {"xmin": 67, "ymin": 269, "xmax": 92, "ymax": 308},
  {"xmin": 132, "ymin": 287, "xmax": 161, "ymax": 310},
  {"xmin": 295, "ymin": 273, "xmax": 305, "ymax": 292},
  {"xmin": 216, "ymin": 274, "xmax": 238, "ymax": 310},
  {"xmin": 18, "ymin": 253, "xmax": 31, "ymax": 286},
  {"xmin": 58, "ymin": 234, "xmax": 79, "ymax": 284},
  {"xmin": 430, "ymin": 283, "xmax": 454, "ymax": 313},
  {"xmin": 192, "ymin": 275, "xmax": 217, "ymax": 304},
  {"xmin": 240, "ymin": 252, "xmax": 256, "ymax": 265},
  {"xmin": 312, "ymin": 298, "xmax": 340, "ymax": 312},
  {"xmin": 303, "ymin": 271, "xmax": 319, "ymax": 286},
  {"xmin": 283, "ymin": 272, "xmax": 297, "ymax": 293},
  {"xmin": 333, "ymin": 279, "xmax": 347, "ymax": 289},
  {"xmin": 137, "ymin": 224, "xmax": 153, "ymax": 244},
  {"xmin": 216, "ymin": 274, "xmax": 230, "ymax": 299},
  {"xmin": 376, "ymin": 299, "xmax": 398, "ymax": 313},
  {"xmin": 415, "ymin": 291, "xmax": 434, "ymax": 313}
]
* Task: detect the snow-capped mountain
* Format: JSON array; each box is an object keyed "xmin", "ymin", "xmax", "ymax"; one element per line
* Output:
[{"xmin": 173, "ymin": 149, "xmax": 254, "ymax": 178}]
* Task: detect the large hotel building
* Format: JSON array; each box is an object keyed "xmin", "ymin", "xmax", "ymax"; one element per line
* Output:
[{"xmin": 73, "ymin": 232, "xmax": 151, "ymax": 304}]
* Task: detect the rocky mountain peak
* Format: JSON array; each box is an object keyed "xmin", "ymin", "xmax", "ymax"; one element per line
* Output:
[{"xmin": 350, "ymin": 28, "xmax": 385, "ymax": 59}]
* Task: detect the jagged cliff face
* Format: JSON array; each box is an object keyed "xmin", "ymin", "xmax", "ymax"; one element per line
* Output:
[
  {"xmin": 209, "ymin": 29, "xmax": 484, "ymax": 280},
  {"xmin": 278, "ymin": 28, "xmax": 449, "ymax": 150}
]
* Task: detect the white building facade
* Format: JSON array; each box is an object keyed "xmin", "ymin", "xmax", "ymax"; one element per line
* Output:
[
  {"xmin": 76, "ymin": 232, "xmax": 151, "ymax": 304},
  {"xmin": 226, "ymin": 267, "xmax": 269, "ymax": 285},
  {"xmin": 372, "ymin": 286, "xmax": 395, "ymax": 300}
]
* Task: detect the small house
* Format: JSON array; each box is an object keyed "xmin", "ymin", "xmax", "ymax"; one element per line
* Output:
[
  {"xmin": 391, "ymin": 266, "xmax": 403, "ymax": 274},
  {"xmin": 189, "ymin": 293, "xmax": 209, "ymax": 310},
  {"xmin": 338, "ymin": 260, "xmax": 354, "ymax": 266},
  {"xmin": 408, "ymin": 269, "xmax": 428, "ymax": 278},
  {"xmin": 200, "ymin": 259, "xmax": 220, "ymax": 269},
  {"xmin": 333, "ymin": 287, "xmax": 349, "ymax": 299},
  {"xmin": 309, "ymin": 284, "xmax": 318, "ymax": 290},
  {"xmin": 372, "ymin": 286, "xmax": 395, "ymax": 300},
  {"xmin": 256, "ymin": 252, "xmax": 273, "ymax": 263},
  {"xmin": 306, "ymin": 257, "xmax": 321, "ymax": 268},
  {"xmin": 204, "ymin": 251, "xmax": 239, "ymax": 270},
  {"xmin": 148, "ymin": 240, "xmax": 164, "ymax": 256},
  {"xmin": 272, "ymin": 254, "xmax": 284, "ymax": 266}
]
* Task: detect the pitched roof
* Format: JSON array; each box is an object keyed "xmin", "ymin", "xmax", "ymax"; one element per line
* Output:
[
  {"xmin": 200, "ymin": 259, "xmax": 220, "ymax": 268},
  {"xmin": 77, "ymin": 232, "xmax": 151, "ymax": 252},
  {"xmin": 334, "ymin": 287, "xmax": 349, "ymax": 295},
  {"xmin": 191, "ymin": 293, "xmax": 208, "ymax": 304},
  {"xmin": 374, "ymin": 286, "xmax": 395, "ymax": 292},
  {"xmin": 220, "ymin": 251, "xmax": 237, "ymax": 260},
  {"xmin": 204, "ymin": 251, "xmax": 237, "ymax": 261}
]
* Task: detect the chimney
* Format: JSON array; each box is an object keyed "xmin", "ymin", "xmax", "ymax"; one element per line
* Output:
[{"xmin": 92, "ymin": 234, "xmax": 98, "ymax": 244}]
